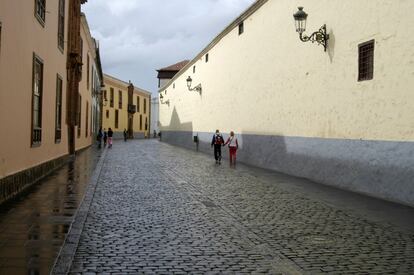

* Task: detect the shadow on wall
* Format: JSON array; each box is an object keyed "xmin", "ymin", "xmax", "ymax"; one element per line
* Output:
[
  {"xmin": 327, "ymin": 30, "xmax": 336, "ymax": 63},
  {"xmin": 160, "ymin": 107, "xmax": 195, "ymax": 150}
]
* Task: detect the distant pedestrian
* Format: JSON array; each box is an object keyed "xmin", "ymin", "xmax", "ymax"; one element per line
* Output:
[
  {"xmin": 123, "ymin": 129, "xmax": 128, "ymax": 142},
  {"xmin": 97, "ymin": 128, "xmax": 103, "ymax": 148},
  {"xmin": 211, "ymin": 129, "xmax": 224, "ymax": 164},
  {"xmin": 223, "ymin": 131, "xmax": 238, "ymax": 166},
  {"xmin": 153, "ymin": 130, "xmax": 157, "ymax": 138},
  {"xmin": 108, "ymin": 128, "xmax": 113, "ymax": 148},
  {"xmin": 103, "ymin": 128, "xmax": 108, "ymax": 147}
]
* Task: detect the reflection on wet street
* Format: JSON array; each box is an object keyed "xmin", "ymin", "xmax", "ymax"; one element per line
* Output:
[{"xmin": 0, "ymin": 147, "xmax": 101, "ymax": 274}]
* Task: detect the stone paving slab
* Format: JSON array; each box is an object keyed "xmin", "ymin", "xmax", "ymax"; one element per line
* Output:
[{"xmin": 58, "ymin": 140, "xmax": 413, "ymax": 274}]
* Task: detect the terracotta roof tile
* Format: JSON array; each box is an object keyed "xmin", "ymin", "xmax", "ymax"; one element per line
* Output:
[{"xmin": 157, "ymin": 60, "xmax": 190, "ymax": 72}]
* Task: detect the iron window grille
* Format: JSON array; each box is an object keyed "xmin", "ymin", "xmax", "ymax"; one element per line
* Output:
[
  {"xmin": 32, "ymin": 54, "xmax": 44, "ymax": 145},
  {"xmin": 58, "ymin": 0, "xmax": 65, "ymax": 51},
  {"xmin": 85, "ymin": 102, "xmax": 88, "ymax": 137},
  {"xmin": 55, "ymin": 75, "xmax": 63, "ymax": 142},
  {"xmin": 35, "ymin": 0, "xmax": 46, "ymax": 25},
  {"xmin": 77, "ymin": 95, "xmax": 82, "ymax": 138},
  {"xmin": 358, "ymin": 40, "xmax": 374, "ymax": 81}
]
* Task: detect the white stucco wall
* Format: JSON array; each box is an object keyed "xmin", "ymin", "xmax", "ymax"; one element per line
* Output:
[{"xmin": 159, "ymin": 0, "xmax": 414, "ymax": 143}]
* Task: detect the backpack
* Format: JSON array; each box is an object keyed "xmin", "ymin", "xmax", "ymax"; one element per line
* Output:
[{"xmin": 215, "ymin": 135, "xmax": 223, "ymax": 144}]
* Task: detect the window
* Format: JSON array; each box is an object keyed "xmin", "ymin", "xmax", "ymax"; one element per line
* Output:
[
  {"xmin": 57, "ymin": 0, "xmax": 65, "ymax": 51},
  {"xmin": 32, "ymin": 54, "xmax": 43, "ymax": 145},
  {"xmin": 86, "ymin": 54, "xmax": 90, "ymax": 89},
  {"xmin": 35, "ymin": 0, "xmax": 46, "ymax": 25},
  {"xmin": 85, "ymin": 101, "xmax": 88, "ymax": 137},
  {"xmin": 115, "ymin": 110, "xmax": 119, "ymax": 128},
  {"xmin": 110, "ymin": 87, "xmax": 114, "ymax": 107},
  {"xmin": 358, "ymin": 40, "xmax": 374, "ymax": 81},
  {"xmin": 145, "ymin": 117, "xmax": 148, "ymax": 131},
  {"xmin": 77, "ymin": 95, "xmax": 81, "ymax": 138},
  {"xmin": 106, "ymin": 110, "xmax": 109, "ymax": 118},
  {"xmin": 137, "ymin": 96, "xmax": 140, "ymax": 112},
  {"xmin": 205, "ymin": 53, "xmax": 209, "ymax": 63},
  {"xmin": 79, "ymin": 38, "xmax": 83, "ymax": 76},
  {"xmin": 144, "ymin": 98, "xmax": 147, "ymax": 114},
  {"xmin": 238, "ymin": 21, "xmax": 244, "ymax": 35},
  {"xmin": 173, "ymin": 83, "xmax": 175, "ymax": 89},
  {"xmin": 118, "ymin": 90, "xmax": 122, "ymax": 109},
  {"xmin": 55, "ymin": 75, "xmax": 63, "ymax": 142},
  {"xmin": 0, "ymin": 22, "xmax": 2, "ymax": 57},
  {"xmin": 90, "ymin": 105, "xmax": 92, "ymax": 136},
  {"xmin": 139, "ymin": 115, "xmax": 142, "ymax": 130},
  {"xmin": 193, "ymin": 65, "xmax": 196, "ymax": 73},
  {"xmin": 104, "ymin": 89, "xmax": 107, "ymax": 101}
]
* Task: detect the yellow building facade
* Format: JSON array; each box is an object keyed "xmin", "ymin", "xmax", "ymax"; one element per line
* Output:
[
  {"xmin": 159, "ymin": 0, "xmax": 414, "ymax": 206},
  {"xmin": 0, "ymin": 0, "xmax": 100, "ymax": 203},
  {"xmin": 102, "ymin": 74, "xmax": 151, "ymax": 139},
  {"xmin": 76, "ymin": 14, "xmax": 102, "ymax": 150}
]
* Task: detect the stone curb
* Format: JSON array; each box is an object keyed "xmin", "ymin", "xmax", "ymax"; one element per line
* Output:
[{"xmin": 50, "ymin": 148, "xmax": 108, "ymax": 275}]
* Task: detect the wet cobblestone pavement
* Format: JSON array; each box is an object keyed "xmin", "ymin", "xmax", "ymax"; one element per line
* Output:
[
  {"xmin": 67, "ymin": 140, "xmax": 414, "ymax": 274},
  {"xmin": 0, "ymin": 147, "xmax": 101, "ymax": 275}
]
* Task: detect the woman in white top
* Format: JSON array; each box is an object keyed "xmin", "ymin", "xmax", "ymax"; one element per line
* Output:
[{"xmin": 223, "ymin": 131, "xmax": 239, "ymax": 166}]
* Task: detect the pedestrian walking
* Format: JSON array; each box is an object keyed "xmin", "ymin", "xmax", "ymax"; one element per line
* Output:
[
  {"xmin": 211, "ymin": 129, "xmax": 224, "ymax": 164},
  {"xmin": 108, "ymin": 128, "xmax": 113, "ymax": 148},
  {"xmin": 153, "ymin": 130, "xmax": 157, "ymax": 138},
  {"xmin": 103, "ymin": 128, "xmax": 108, "ymax": 147},
  {"xmin": 123, "ymin": 129, "xmax": 128, "ymax": 142},
  {"xmin": 97, "ymin": 128, "xmax": 103, "ymax": 148},
  {"xmin": 223, "ymin": 131, "xmax": 238, "ymax": 166}
]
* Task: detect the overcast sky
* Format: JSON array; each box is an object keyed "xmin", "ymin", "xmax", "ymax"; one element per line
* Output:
[{"xmin": 82, "ymin": 0, "xmax": 255, "ymax": 96}]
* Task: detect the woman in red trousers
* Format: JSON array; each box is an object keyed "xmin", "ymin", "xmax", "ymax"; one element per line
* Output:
[{"xmin": 223, "ymin": 131, "xmax": 238, "ymax": 166}]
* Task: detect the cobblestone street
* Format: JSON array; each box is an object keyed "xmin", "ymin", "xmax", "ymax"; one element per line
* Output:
[{"xmin": 63, "ymin": 140, "xmax": 414, "ymax": 274}]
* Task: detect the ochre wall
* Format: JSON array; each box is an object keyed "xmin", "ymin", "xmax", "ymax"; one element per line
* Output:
[
  {"xmin": 0, "ymin": 0, "xmax": 69, "ymax": 178},
  {"xmin": 75, "ymin": 16, "xmax": 95, "ymax": 150},
  {"xmin": 102, "ymin": 75, "xmax": 151, "ymax": 137}
]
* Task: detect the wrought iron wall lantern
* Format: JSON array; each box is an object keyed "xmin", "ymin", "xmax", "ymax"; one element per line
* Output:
[
  {"xmin": 293, "ymin": 7, "xmax": 329, "ymax": 52},
  {"xmin": 186, "ymin": 76, "xmax": 202, "ymax": 94},
  {"xmin": 159, "ymin": 93, "xmax": 170, "ymax": 106}
]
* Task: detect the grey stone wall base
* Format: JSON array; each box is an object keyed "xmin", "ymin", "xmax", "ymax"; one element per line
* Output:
[
  {"xmin": 111, "ymin": 131, "xmax": 145, "ymax": 140},
  {"xmin": 161, "ymin": 131, "xmax": 414, "ymax": 207},
  {"xmin": 51, "ymin": 148, "xmax": 108, "ymax": 275},
  {"xmin": 0, "ymin": 154, "xmax": 71, "ymax": 205}
]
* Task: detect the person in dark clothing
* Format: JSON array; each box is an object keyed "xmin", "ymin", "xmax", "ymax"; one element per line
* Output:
[
  {"xmin": 123, "ymin": 129, "xmax": 128, "ymax": 142},
  {"xmin": 97, "ymin": 128, "xmax": 103, "ymax": 148},
  {"xmin": 103, "ymin": 128, "xmax": 108, "ymax": 147},
  {"xmin": 108, "ymin": 128, "xmax": 113, "ymax": 148},
  {"xmin": 211, "ymin": 129, "xmax": 225, "ymax": 164}
]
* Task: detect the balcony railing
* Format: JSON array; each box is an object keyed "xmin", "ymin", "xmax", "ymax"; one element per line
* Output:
[
  {"xmin": 128, "ymin": 104, "xmax": 136, "ymax": 114},
  {"xmin": 32, "ymin": 128, "xmax": 42, "ymax": 145}
]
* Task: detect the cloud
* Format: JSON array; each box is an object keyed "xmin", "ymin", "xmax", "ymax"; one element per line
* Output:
[{"xmin": 82, "ymin": 0, "xmax": 255, "ymax": 96}]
